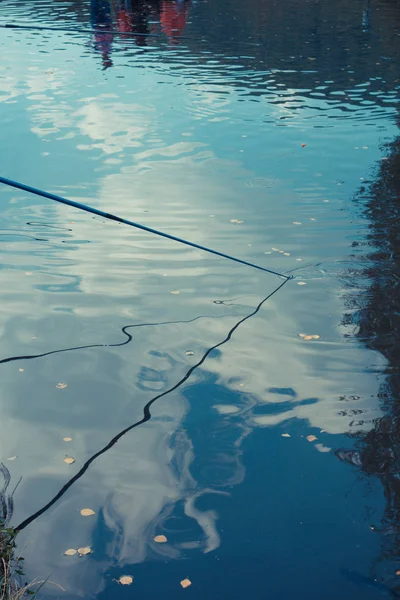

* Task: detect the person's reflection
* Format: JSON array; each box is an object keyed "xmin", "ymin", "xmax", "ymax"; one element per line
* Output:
[
  {"xmin": 160, "ymin": 0, "xmax": 190, "ymax": 43},
  {"xmin": 91, "ymin": 0, "xmax": 114, "ymax": 69}
]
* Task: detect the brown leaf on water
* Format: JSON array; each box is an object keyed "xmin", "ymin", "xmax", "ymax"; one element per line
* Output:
[
  {"xmin": 63, "ymin": 437, "xmax": 72, "ymax": 442},
  {"xmin": 154, "ymin": 535, "xmax": 168, "ymax": 543},
  {"xmin": 56, "ymin": 383, "xmax": 68, "ymax": 389},
  {"xmin": 180, "ymin": 579, "xmax": 192, "ymax": 589},
  {"xmin": 118, "ymin": 576, "xmax": 133, "ymax": 586},
  {"xmin": 78, "ymin": 547, "xmax": 92, "ymax": 556},
  {"xmin": 64, "ymin": 457, "xmax": 75, "ymax": 465},
  {"xmin": 80, "ymin": 508, "xmax": 95, "ymax": 516},
  {"xmin": 306, "ymin": 435, "xmax": 317, "ymax": 443},
  {"xmin": 64, "ymin": 549, "xmax": 77, "ymax": 556}
]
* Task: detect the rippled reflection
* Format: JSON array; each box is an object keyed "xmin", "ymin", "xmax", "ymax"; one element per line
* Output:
[{"xmin": 0, "ymin": 0, "xmax": 399, "ymax": 597}]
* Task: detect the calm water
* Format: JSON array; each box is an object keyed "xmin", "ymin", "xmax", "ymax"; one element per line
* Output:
[{"xmin": 0, "ymin": 0, "xmax": 399, "ymax": 597}]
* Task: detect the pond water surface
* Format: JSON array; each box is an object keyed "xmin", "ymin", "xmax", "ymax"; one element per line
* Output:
[{"xmin": 0, "ymin": 0, "xmax": 400, "ymax": 598}]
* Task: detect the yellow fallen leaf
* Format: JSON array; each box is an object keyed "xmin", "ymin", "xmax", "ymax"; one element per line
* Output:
[
  {"xmin": 56, "ymin": 383, "xmax": 68, "ymax": 389},
  {"xmin": 63, "ymin": 437, "xmax": 72, "ymax": 442},
  {"xmin": 78, "ymin": 547, "xmax": 92, "ymax": 556},
  {"xmin": 170, "ymin": 290, "xmax": 180, "ymax": 295},
  {"xmin": 80, "ymin": 508, "xmax": 95, "ymax": 516},
  {"xmin": 64, "ymin": 549, "xmax": 77, "ymax": 556},
  {"xmin": 303, "ymin": 335, "xmax": 313, "ymax": 340},
  {"xmin": 298, "ymin": 333, "xmax": 306, "ymax": 338},
  {"xmin": 64, "ymin": 457, "xmax": 75, "ymax": 465},
  {"xmin": 154, "ymin": 535, "xmax": 167, "ymax": 543},
  {"xmin": 180, "ymin": 579, "xmax": 192, "ymax": 589},
  {"xmin": 306, "ymin": 435, "xmax": 317, "ymax": 443},
  {"xmin": 310, "ymin": 335, "xmax": 320, "ymax": 340},
  {"xmin": 119, "ymin": 576, "xmax": 133, "ymax": 585}
]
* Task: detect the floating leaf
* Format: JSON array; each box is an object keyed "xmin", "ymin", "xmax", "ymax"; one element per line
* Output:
[
  {"xmin": 301, "ymin": 143, "xmax": 307, "ymax": 147},
  {"xmin": 293, "ymin": 221, "xmax": 302, "ymax": 225},
  {"xmin": 396, "ymin": 571, "xmax": 400, "ymax": 576},
  {"xmin": 185, "ymin": 351, "xmax": 194, "ymax": 356},
  {"xmin": 63, "ymin": 437, "xmax": 72, "ymax": 442},
  {"xmin": 281, "ymin": 433, "xmax": 291, "ymax": 438},
  {"xmin": 64, "ymin": 549, "xmax": 77, "ymax": 556},
  {"xmin": 230, "ymin": 219, "xmax": 243, "ymax": 224},
  {"xmin": 296, "ymin": 258, "xmax": 303, "ymax": 262},
  {"xmin": 271, "ymin": 247, "xmax": 279, "ymax": 251},
  {"xmin": 310, "ymin": 335, "xmax": 320, "ymax": 340},
  {"xmin": 7, "ymin": 456, "xmax": 17, "ymax": 461},
  {"xmin": 306, "ymin": 435, "xmax": 317, "ymax": 443},
  {"xmin": 56, "ymin": 383, "xmax": 68, "ymax": 389},
  {"xmin": 170, "ymin": 290, "xmax": 181, "ymax": 295},
  {"xmin": 119, "ymin": 576, "xmax": 133, "ymax": 586},
  {"xmin": 299, "ymin": 334, "xmax": 320, "ymax": 341},
  {"xmin": 64, "ymin": 457, "xmax": 75, "ymax": 465},
  {"xmin": 297, "ymin": 282, "xmax": 307, "ymax": 286},
  {"xmin": 25, "ymin": 272, "xmax": 32, "ymax": 276},
  {"xmin": 154, "ymin": 535, "xmax": 167, "ymax": 543},
  {"xmin": 303, "ymin": 335, "xmax": 313, "ymax": 340},
  {"xmin": 284, "ymin": 252, "xmax": 291, "ymax": 256},
  {"xmin": 18, "ymin": 369, "xmax": 24, "ymax": 372},
  {"xmin": 180, "ymin": 579, "xmax": 192, "ymax": 589},
  {"xmin": 78, "ymin": 547, "xmax": 92, "ymax": 556},
  {"xmin": 80, "ymin": 508, "xmax": 95, "ymax": 517}
]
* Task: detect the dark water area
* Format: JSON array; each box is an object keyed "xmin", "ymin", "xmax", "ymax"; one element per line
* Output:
[{"xmin": 0, "ymin": 0, "xmax": 399, "ymax": 597}]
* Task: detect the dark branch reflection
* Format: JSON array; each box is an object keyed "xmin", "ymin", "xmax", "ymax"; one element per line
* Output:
[{"xmin": 338, "ymin": 133, "xmax": 400, "ymax": 586}]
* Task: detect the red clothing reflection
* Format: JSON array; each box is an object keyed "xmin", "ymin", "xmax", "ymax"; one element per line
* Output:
[{"xmin": 160, "ymin": 0, "xmax": 189, "ymax": 39}]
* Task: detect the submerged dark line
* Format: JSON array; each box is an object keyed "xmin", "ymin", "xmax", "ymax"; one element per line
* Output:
[
  {"xmin": 0, "ymin": 315, "xmax": 222, "ymax": 365},
  {"xmin": 15, "ymin": 279, "xmax": 288, "ymax": 532}
]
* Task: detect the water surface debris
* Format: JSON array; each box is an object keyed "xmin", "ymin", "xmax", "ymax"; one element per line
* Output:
[
  {"xmin": 56, "ymin": 382, "xmax": 68, "ymax": 389},
  {"xmin": 170, "ymin": 290, "xmax": 181, "ymax": 295},
  {"xmin": 64, "ymin": 549, "xmax": 77, "ymax": 556},
  {"xmin": 63, "ymin": 437, "xmax": 72, "ymax": 442},
  {"xmin": 230, "ymin": 219, "xmax": 244, "ymax": 224},
  {"xmin": 78, "ymin": 546, "xmax": 92, "ymax": 556},
  {"xmin": 180, "ymin": 579, "xmax": 192, "ymax": 589},
  {"xmin": 154, "ymin": 535, "xmax": 168, "ymax": 543},
  {"xmin": 80, "ymin": 508, "xmax": 95, "ymax": 516},
  {"xmin": 64, "ymin": 457, "xmax": 75, "ymax": 465},
  {"xmin": 306, "ymin": 435, "xmax": 317, "ymax": 443},
  {"xmin": 119, "ymin": 576, "xmax": 133, "ymax": 585},
  {"xmin": 281, "ymin": 433, "xmax": 291, "ymax": 438}
]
